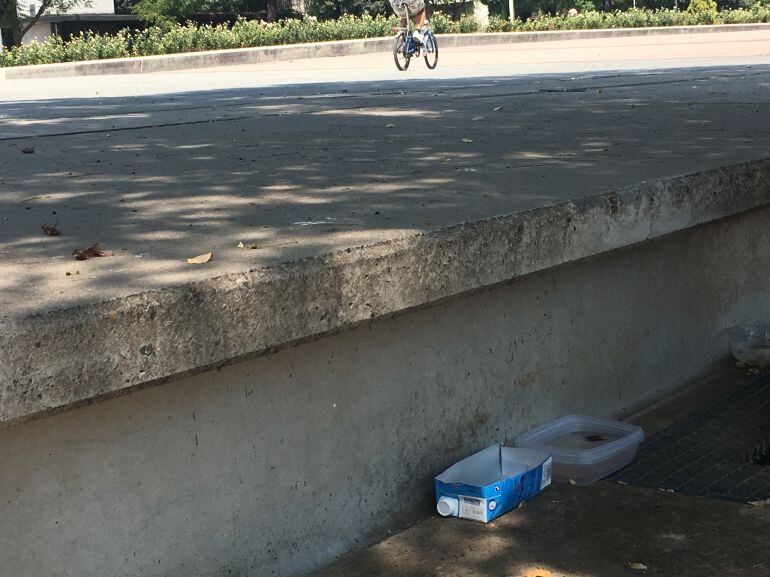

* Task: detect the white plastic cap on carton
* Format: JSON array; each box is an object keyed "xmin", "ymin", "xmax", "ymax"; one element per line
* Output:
[{"xmin": 436, "ymin": 496, "xmax": 459, "ymax": 517}]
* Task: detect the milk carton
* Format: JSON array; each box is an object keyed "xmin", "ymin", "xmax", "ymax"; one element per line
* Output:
[{"xmin": 435, "ymin": 444, "xmax": 552, "ymax": 523}]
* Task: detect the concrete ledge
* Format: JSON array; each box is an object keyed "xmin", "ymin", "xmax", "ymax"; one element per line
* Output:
[
  {"xmin": 2, "ymin": 22, "xmax": 769, "ymax": 80},
  {"xmin": 1, "ymin": 159, "xmax": 769, "ymax": 426}
]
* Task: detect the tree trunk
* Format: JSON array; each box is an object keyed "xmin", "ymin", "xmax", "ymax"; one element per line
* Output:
[
  {"xmin": 1, "ymin": 0, "xmax": 20, "ymax": 46},
  {"xmin": 602, "ymin": 0, "xmax": 612, "ymax": 11},
  {"xmin": 266, "ymin": 0, "xmax": 277, "ymax": 21},
  {"xmin": 6, "ymin": 0, "xmax": 52, "ymax": 46}
]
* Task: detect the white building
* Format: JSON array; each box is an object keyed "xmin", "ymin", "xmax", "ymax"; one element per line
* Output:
[{"xmin": 21, "ymin": 1, "xmax": 117, "ymax": 44}]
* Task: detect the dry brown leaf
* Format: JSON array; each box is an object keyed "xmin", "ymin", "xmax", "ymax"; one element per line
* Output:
[
  {"xmin": 41, "ymin": 223, "xmax": 61, "ymax": 237},
  {"xmin": 73, "ymin": 242, "xmax": 107, "ymax": 260},
  {"xmin": 187, "ymin": 251, "xmax": 213, "ymax": 264},
  {"xmin": 462, "ymin": 138, "xmax": 474, "ymax": 143},
  {"xmin": 523, "ymin": 569, "xmax": 553, "ymax": 577},
  {"xmin": 629, "ymin": 563, "xmax": 648, "ymax": 571}
]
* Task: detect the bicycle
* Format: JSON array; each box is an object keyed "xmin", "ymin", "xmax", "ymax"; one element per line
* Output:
[{"xmin": 392, "ymin": 1, "xmax": 438, "ymax": 71}]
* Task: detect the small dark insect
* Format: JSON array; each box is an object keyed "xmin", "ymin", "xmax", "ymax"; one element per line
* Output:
[
  {"xmin": 41, "ymin": 223, "xmax": 61, "ymax": 237},
  {"xmin": 73, "ymin": 242, "xmax": 107, "ymax": 260},
  {"xmin": 22, "ymin": 147, "xmax": 35, "ymax": 154},
  {"xmin": 585, "ymin": 434, "xmax": 607, "ymax": 442}
]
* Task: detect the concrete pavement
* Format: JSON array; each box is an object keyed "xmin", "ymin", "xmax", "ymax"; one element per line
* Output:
[
  {"xmin": 2, "ymin": 31, "xmax": 770, "ymax": 317},
  {"xmin": 2, "ymin": 33, "xmax": 770, "ymax": 577},
  {"xmin": 1, "ymin": 32, "xmax": 770, "ymax": 423},
  {"xmin": 3, "ymin": 24, "xmax": 769, "ymax": 80}
]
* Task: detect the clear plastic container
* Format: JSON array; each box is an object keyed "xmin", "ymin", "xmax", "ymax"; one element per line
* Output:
[
  {"xmin": 727, "ymin": 324, "xmax": 770, "ymax": 368},
  {"xmin": 515, "ymin": 415, "xmax": 644, "ymax": 486}
]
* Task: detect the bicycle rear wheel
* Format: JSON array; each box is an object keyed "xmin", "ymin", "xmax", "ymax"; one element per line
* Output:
[
  {"xmin": 393, "ymin": 32, "xmax": 410, "ymax": 71},
  {"xmin": 424, "ymin": 33, "xmax": 438, "ymax": 69}
]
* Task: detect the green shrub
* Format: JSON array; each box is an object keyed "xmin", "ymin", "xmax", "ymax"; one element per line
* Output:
[
  {"xmin": 2, "ymin": 7, "xmax": 770, "ymax": 67},
  {"xmin": 688, "ymin": 0, "xmax": 718, "ymax": 12}
]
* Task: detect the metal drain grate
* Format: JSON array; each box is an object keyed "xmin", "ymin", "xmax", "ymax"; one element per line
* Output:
[{"xmin": 615, "ymin": 371, "xmax": 770, "ymax": 502}]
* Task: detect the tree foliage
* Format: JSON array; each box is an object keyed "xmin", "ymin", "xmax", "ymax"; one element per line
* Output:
[
  {"xmin": 133, "ymin": 0, "xmax": 246, "ymax": 23},
  {"xmin": 306, "ymin": 0, "xmax": 391, "ymax": 18}
]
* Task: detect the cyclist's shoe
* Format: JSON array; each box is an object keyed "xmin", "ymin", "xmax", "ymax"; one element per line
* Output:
[{"xmin": 412, "ymin": 30, "xmax": 425, "ymax": 45}]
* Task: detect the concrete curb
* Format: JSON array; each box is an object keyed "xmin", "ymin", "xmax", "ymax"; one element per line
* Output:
[
  {"xmin": 2, "ymin": 22, "xmax": 769, "ymax": 80},
  {"xmin": 1, "ymin": 159, "xmax": 769, "ymax": 426}
]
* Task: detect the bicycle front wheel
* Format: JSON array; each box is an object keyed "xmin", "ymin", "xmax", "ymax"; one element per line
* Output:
[
  {"xmin": 424, "ymin": 33, "xmax": 438, "ymax": 69},
  {"xmin": 393, "ymin": 32, "xmax": 410, "ymax": 71}
]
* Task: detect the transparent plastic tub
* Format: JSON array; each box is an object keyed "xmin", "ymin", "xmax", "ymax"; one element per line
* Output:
[
  {"xmin": 727, "ymin": 324, "xmax": 770, "ymax": 368},
  {"xmin": 515, "ymin": 415, "xmax": 644, "ymax": 486}
]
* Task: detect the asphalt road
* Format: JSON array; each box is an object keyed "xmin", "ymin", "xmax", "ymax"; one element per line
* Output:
[{"xmin": 1, "ymin": 29, "xmax": 769, "ymax": 316}]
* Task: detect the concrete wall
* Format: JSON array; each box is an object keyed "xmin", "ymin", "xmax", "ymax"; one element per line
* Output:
[{"xmin": 1, "ymin": 205, "xmax": 768, "ymax": 577}]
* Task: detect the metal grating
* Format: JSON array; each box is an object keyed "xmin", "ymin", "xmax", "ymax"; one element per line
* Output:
[{"xmin": 615, "ymin": 371, "xmax": 770, "ymax": 502}]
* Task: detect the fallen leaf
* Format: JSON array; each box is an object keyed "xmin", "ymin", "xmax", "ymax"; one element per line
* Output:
[
  {"xmin": 237, "ymin": 242, "xmax": 260, "ymax": 250},
  {"xmin": 462, "ymin": 138, "xmax": 474, "ymax": 143},
  {"xmin": 629, "ymin": 563, "xmax": 648, "ymax": 571},
  {"xmin": 523, "ymin": 569, "xmax": 553, "ymax": 577},
  {"xmin": 568, "ymin": 479, "xmax": 577, "ymax": 486},
  {"xmin": 749, "ymin": 498, "xmax": 770, "ymax": 507},
  {"xmin": 73, "ymin": 242, "xmax": 107, "ymax": 260},
  {"xmin": 385, "ymin": 123, "xmax": 395, "ymax": 128},
  {"xmin": 187, "ymin": 251, "xmax": 213, "ymax": 264},
  {"xmin": 22, "ymin": 146, "xmax": 35, "ymax": 154},
  {"xmin": 493, "ymin": 106, "xmax": 502, "ymax": 111},
  {"xmin": 472, "ymin": 116, "xmax": 484, "ymax": 121},
  {"xmin": 41, "ymin": 223, "xmax": 61, "ymax": 237}
]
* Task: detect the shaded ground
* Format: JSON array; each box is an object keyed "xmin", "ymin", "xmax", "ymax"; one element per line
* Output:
[{"xmin": 321, "ymin": 481, "xmax": 770, "ymax": 577}]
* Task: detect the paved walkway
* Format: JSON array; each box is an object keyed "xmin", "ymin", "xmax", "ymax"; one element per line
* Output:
[{"xmin": 1, "ymin": 31, "xmax": 769, "ymax": 318}]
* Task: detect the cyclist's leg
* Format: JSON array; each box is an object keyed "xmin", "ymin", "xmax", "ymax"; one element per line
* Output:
[
  {"xmin": 388, "ymin": 0, "xmax": 408, "ymax": 26},
  {"xmin": 414, "ymin": 8, "xmax": 426, "ymax": 29}
]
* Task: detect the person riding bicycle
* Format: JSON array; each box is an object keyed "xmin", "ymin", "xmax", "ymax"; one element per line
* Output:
[{"xmin": 389, "ymin": 0, "xmax": 428, "ymax": 46}]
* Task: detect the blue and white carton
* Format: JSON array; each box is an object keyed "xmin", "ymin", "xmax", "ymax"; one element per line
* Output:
[{"xmin": 434, "ymin": 444, "xmax": 552, "ymax": 523}]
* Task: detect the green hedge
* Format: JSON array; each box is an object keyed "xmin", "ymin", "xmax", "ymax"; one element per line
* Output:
[{"xmin": 2, "ymin": 7, "xmax": 769, "ymax": 67}]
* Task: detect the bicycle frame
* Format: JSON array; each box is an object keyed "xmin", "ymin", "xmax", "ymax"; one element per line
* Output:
[
  {"xmin": 397, "ymin": 3, "xmax": 416, "ymax": 56},
  {"xmin": 392, "ymin": 0, "xmax": 436, "ymax": 70}
]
